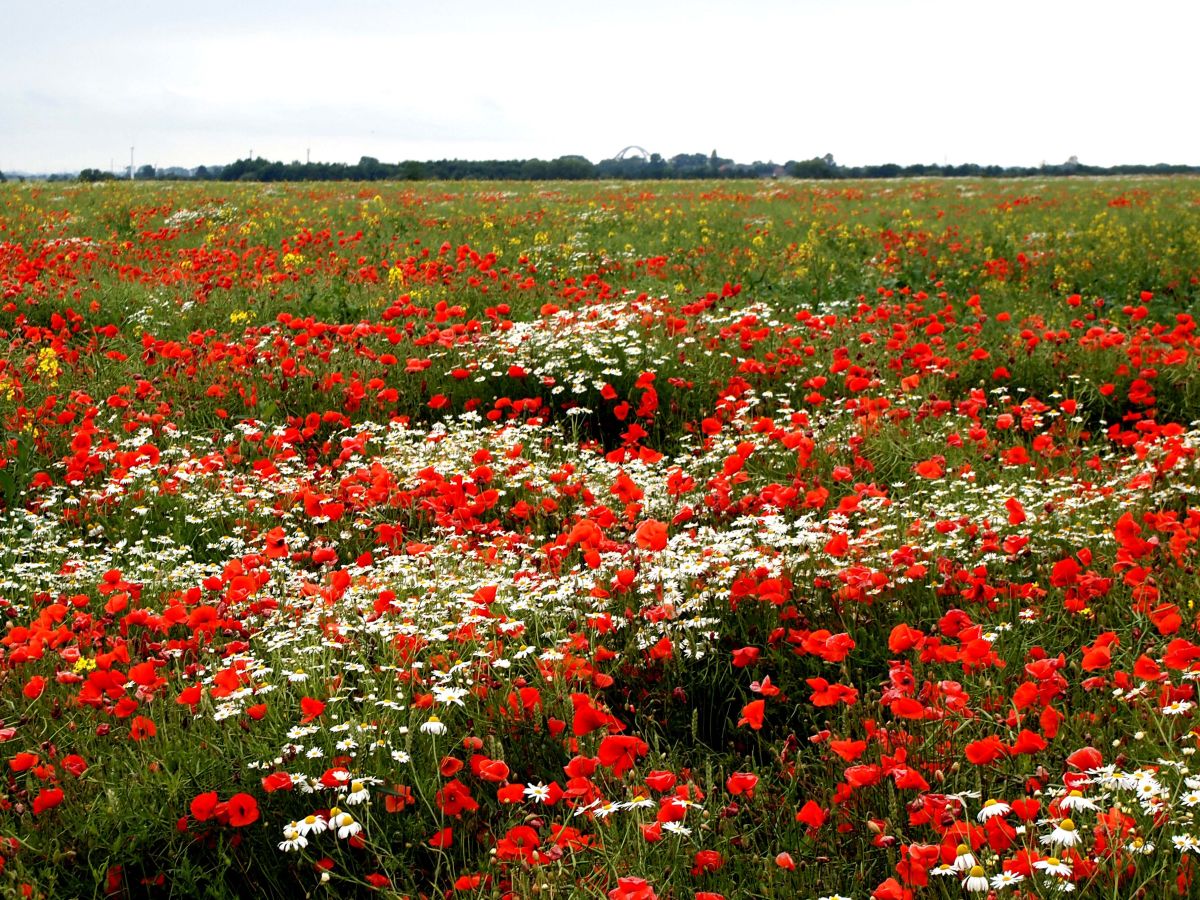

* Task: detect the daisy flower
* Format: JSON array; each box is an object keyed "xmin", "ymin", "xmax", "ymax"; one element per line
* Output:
[
  {"xmin": 1034, "ymin": 856, "xmax": 1073, "ymax": 877},
  {"xmin": 420, "ymin": 715, "xmax": 447, "ymax": 736},
  {"xmin": 1041, "ymin": 818, "xmax": 1081, "ymax": 848},
  {"xmin": 296, "ymin": 813, "xmax": 328, "ymax": 837},
  {"xmin": 977, "ymin": 798, "xmax": 1011, "ymax": 821},
  {"xmin": 1172, "ymin": 833, "xmax": 1200, "ymax": 854},
  {"xmin": 278, "ymin": 823, "xmax": 308, "ymax": 852},
  {"xmin": 592, "ymin": 800, "xmax": 621, "ymax": 819},
  {"xmin": 990, "ymin": 870, "xmax": 1025, "ymax": 889},
  {"xmin": 330, "ymin": 807, "xmax": 362, "ymax": 840},
  {"xmin": 964, "ymin": 865, "xmax": 990, "ymax": 892},
  {"xmin": 524, "ymin": 782, "xmax": 552, "ymax": 802},
  {"xmin": 623, "ymin": 793, "xmax": 655, "ymax": 810},
  {"xmin": 344, "ymin": 780, "xmax": 370, "ymax": 805},
  {"xmin": 1127, "ymin": 837, "xmax": 1154, "ymax": 854},
  {"xmin": 1058, "ymin": 790, "xmax": 1098, "ymax": 812},
  {"xmin": 953, "ymin": 843, "xmax": 977, "ymax": 872}
]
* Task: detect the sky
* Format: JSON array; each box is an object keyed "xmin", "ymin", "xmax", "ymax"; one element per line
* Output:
[{"xmin": 3, "ymin": 0, "xmax": 1198, "ymax": 173}]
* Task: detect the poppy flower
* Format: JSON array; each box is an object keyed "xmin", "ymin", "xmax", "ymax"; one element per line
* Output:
[
  {"xmin": 725, "ymin": 772, "xmax": 758, "ymax": 797},
  {"xmin": 22, "ymin": 675, "xmax": 46, "ymax": 700},
  {"xmin": 634, "ymin": 519, "xmax": 668, "ymax": 552},
  {"xmin": 300, "ymin": 697, "xmax": 325, "ymax": 723},
  {"xmin": 796, "ymin": 800, "xmax": 827, "ymax": 828},
  {"xmin": 737, "ymin": 699, "xmax": 765, "ymax": 730},
  {"xmin": 226, "ymin": 793, "xmax": 259, "ymax": 827},
  {"xmin": 597, "ymin": 735, "xmax": 649, "ymax": 777},
  {"xmin": 607, "ymin": 877, "xmax": 657, "ymax": 900},
  {"xmin": 32, "ymin": 787, "xmax": 65, "ymax": 815},
  {"xmin": 190, "ymin": 791, "xmax": 219, "ymax": 822},
  {"xmin": 261, "ymin": 772, "xmax": 294, "ymax": 793},
  {"xmin": 692, "ymin": 849, "xmax": 724, "ymax": 874}
]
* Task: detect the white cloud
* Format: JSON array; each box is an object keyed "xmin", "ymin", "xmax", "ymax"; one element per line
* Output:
[{"xmin": 2, "ymin": 0, "xmax": 1198, "ymax": 172}]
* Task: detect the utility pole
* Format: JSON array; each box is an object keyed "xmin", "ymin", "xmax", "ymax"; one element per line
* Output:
[
  {"xmin": 130, "ymin": 146, "xmax": 135, "ymax": 180},
  {"xmin": 306, "ymin": 148, "xmax": 310, "ymax": 165}
]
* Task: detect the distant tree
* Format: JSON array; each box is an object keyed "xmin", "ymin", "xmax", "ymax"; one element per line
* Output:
[
  {"xmin": 549, "ymin": 155, "xmax": 594, "ymax": 179},
  {"xmin": 0, "ymin": 170, "xmax": 5, "ymax": 182},
  {"xmin": 356, "ymin": 156, "xmax": 384, "ymax": 179},
  {"xmin": 136, "ymin": 164, "xmax": 156, "ymax": 180},
  {"xmin": 79, "ymin": 168, "xmax": 116, "ymax": 182},
  {"xmin": 785, "ymin": 155, "xmax": 840, "ymax": 179},
  {"xmin": 194, "ymin": 165, "xmax": 209, "ymax": 179},
  {"xmin": 398, "ymin": 160, "xmax": 425, "ymax": 180}
]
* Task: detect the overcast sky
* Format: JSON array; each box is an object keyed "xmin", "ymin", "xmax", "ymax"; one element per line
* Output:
[{"xmin": 3, "ymin": 0, "xmax": 1197, "ymax": 172}]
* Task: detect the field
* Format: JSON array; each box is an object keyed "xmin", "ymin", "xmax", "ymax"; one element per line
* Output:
[{"xmin": 3, "ymin": 177, "xmax": 1200, "ymax": 899}]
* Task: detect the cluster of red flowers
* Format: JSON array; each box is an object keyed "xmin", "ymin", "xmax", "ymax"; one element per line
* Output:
[{"xmin": 1, "ymin": 179, "xmax": 1200, "ymax": 897}]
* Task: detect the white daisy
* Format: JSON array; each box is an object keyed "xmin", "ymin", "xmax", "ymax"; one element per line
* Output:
[
  {"xmin": 432, "ymin": 684, "xmax": 469, "ymax": 706},
  {"xmin": 295, "ymin": 813, "xmax": 328, "ymax": 836},
  {"xmin": 964, "ymin": 865, "xmax": 990, "ymax": 892},
  {"xmin": 990, "ymin": 871, "xmax": 1025, "ymax": 889},
  {"xmin": 330, "ymin": 807, "xmax": 362, "ymax": 840},
  {"xmin": 1058, "ymin": 790, "xmax": 1098, "ymax": 812},
  {"xmin": 1041, "ymin": 818, "xmax": 1081, "ymax": 848},
  {"xmin": 977, "ymin": 798, "xmax": 1011, "ymax": 821},
  {"xmin": 1034, "ymin": 856, "xmax": 1073, "ymax": 877},
  {"xmin": 953, "ymin": 843, "xmax": 977, "ymax": 872},
  {"xmin": 623, "ymin": 793, "xmax": 655, "ymax": 810},
  {"xmin": 524, "ymin": 782, "xmax": 552, "ymax": 802},
  {"xmin": 344, "ymin": 779, "xmax": 370, "ymax": 805},
  {"xmin": 420, "ymin": 715, "xmax": 447, "ymax": 735},
  {"xmin": 278, "ymin": 823, "xmax": 308, "ymax": 852},
  {"xmin": 1173, "ymin": 833, "xmax": 1200, "ymax": 854}
]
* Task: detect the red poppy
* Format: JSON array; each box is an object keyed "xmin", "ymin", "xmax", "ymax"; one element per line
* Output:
[
  {"xmin": 190, "ymin": 791, "xmax": 219, "ymax": 822},
  {"xmin": 597, "ymin": 735, "xmax": 649, "ymax": 777},
  {"xmin": 299, "ymin": 696, "xmax": 325, "ymax": 723},
  {"xmin": 738, "ymin": 699, "xmax": 765, "ymax": 730},
  {"xmin": 634, "ymin": 519, "xmax": 668, "ymax": 552},
  {"xmin": 261, "ymin": 772, "xmax": 293, "ymax": 793},
  {"xmin": 796, "ymin": 800, "xmax": 827, "ymax": 828},
  {"xmin": 32, "ymin": 787, "xmax": 65, "ymax": 815},
  {"xmin": 22, "ymin": 675, "xmax": 46, "ymax": 700},
  {"xmin": 436, "ymin": 779, "xmax": 479, "ymax": 816},
  {"xmin": 129, "ymin": 716, "xmax": 157, "ymax": 741},
  {"xmin": 607, "ymin": 877, "xmax": 657, "ymax": 900},
  {"xmin": 226, "ymin": 793, "xmax": 258, "ymax": 827},
  {"xmin": 725, "ymin": 772, "xmax": 758, "ymax": 797}
]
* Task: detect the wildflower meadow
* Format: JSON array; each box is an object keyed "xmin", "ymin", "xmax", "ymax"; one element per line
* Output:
[{"xmin": 4, "ymin": 177, "xmax": 1200, "ymax": 899}]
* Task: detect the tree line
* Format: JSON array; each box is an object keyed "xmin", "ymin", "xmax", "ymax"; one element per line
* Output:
[{"xmin": 59, "ymin": 152, "xmax": 1200, "ymax": 184}]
